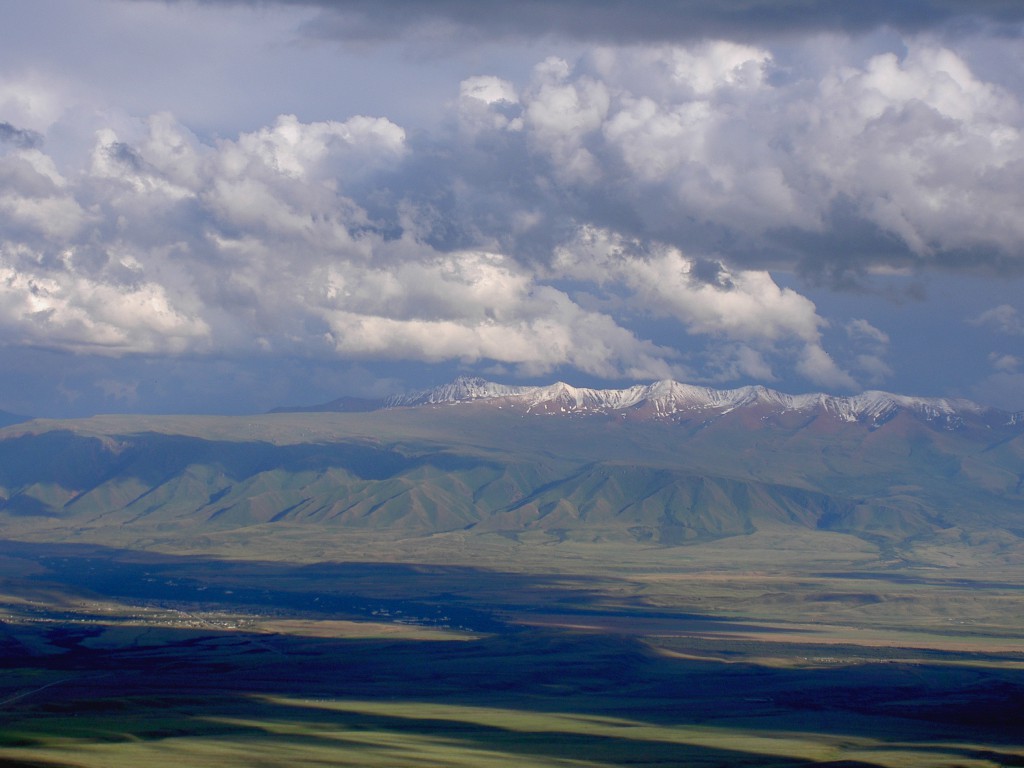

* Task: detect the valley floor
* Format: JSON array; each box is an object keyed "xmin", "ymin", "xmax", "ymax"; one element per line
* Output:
[{"xmin": 0, "ymin": 533, "xmax": 1022, "ymax": 767}]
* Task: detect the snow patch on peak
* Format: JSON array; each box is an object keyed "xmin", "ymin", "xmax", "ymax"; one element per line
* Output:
[
  {"xmin": 388, "ymin": 376, "xmax": 529, "ymax": 406},
  {"xmin": 387, "ymin": 377, "xmax": 1011, "ymax": 429}
]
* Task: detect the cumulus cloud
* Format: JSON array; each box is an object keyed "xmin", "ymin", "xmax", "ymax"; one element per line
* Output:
[
  {"xmin": 0, "ymin": 104, "xmax": 686, "ymax": 381},
  {"xmin": 971, "ymin": 304, "xmax": 1024, "ymax": 335},
  {"xmin": 520, "ymin": 57, "xmax": 611, "ymax": 183},
  {"xmin": 458, "ymin": 76, "xmax": 523, "ymax": 134},
  {"xmin": 453, "ymin": 41, "xmax": 1024, "ymax": 278},
  {"xmin": 989, "ymin": 352, "xmax": 1021, "ymax": 372},
  {"xmin": 800, "ymin": 46, "xmax": 1024, "ymax": 259},
  {"xmin": 554, "ymin": 227, "xmax": 820, "ymax": 342},
  {"xmin": 3, "ymin": 31, "xmax": 1021, "ymax": 395},
  {"xmin": 0, "ymin": 147, "xmax": 87, "ymax": 241},
  {"xmin": 552, "ymin": 226, "xmax": 856, "ymax": 388},
  {"xmin": 312, "ymin": 248, "xmax": 683, "ymax": 379},
  {"xmin": 844, "ymin": 318, "xmax": 893, "ymax": 384},
  {"xmin": 0, "ymin": 255, "xmax": 209, "ymax": 354},
  {"xmin": 846, "ymin": 319, "xmax": 890, "ymax": 347},
  {"xmin": 0, "ymin": 87, "xmax": 848, "ymax": 387},
  {"xmin": 0, "ymin": 75, "xmax": 68, "ymax": 134}
]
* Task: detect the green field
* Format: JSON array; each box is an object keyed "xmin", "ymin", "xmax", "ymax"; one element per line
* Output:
[
  {"xmin": 0, "ymin": 536, "xmax": 1022, "ymax": 768},
  {"xmin": 0, "ymin": 408, "xmax": 1021, "ymax": 765}
]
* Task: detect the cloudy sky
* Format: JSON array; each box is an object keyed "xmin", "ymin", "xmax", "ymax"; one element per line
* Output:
[{"xmin": 1, "ymin": 0, "xmax": 1023, "ymax": 416}]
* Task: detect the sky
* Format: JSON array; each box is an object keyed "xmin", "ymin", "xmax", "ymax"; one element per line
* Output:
[{"xmin": 0, "ymin": 0, "xmax": 1023, "ymax": 416}]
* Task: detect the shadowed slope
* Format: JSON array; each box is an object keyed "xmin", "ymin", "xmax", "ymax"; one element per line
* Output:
[{"xmin": 0, "ymin": 404, "xmax": 1020, "ymax": 551}]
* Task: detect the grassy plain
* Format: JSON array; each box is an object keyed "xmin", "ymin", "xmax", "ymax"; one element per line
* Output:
[
  {"xmin": 0, "ymin": 407, "xmax": 1022, "ymax": 765},
  {"xmin": 0, "ymin": 535, "xmax": 1022, "ymax": 768}
]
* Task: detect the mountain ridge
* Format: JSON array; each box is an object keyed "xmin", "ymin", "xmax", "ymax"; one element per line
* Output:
[
  {"xmin": 0, "ymin": 409, "xmax": 31, "ymax": 429},
  {"xmin": 384, "ymin": 376, "xmax": 1019, "ymax": 430},
  {"xmin": 1, "ymin": 386, "xmax": 1022, "ymax": 555}
]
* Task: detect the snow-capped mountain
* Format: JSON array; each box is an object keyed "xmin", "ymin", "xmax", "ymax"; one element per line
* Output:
[
  {"xmin": 387, "ymin": 377, "xmax": 1020, "ymax": 430},
  {"xmin": 9, "ymin": 377, "xmax": 1024, "ymax": 553}
]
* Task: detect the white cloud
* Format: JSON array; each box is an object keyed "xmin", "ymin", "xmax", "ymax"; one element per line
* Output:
[
  {"xmin": 989, "ymin": 352, "xmax": 1021, "ymax": 373},
  {"xmin": 523, "ymin": 57, "xmax": 610, "ymax": 182},
  {"xmin": 703, "ymin": 343, "xmax": 777, "ymax": 383},
  {"xmin": 846, "ymin": 318, "xmax": 890, "ymax": 346},
  {"xmin": 555, "ymin": 227, "xmax": 823, "ymax": 340},
  {"xmin": 796, "ymin": 343, "xmax": 858, "ymax": 390},
  {"xmin": 321, "ymin": 304, "xmax": 679, "ymax": 380},
  {"xmin": 971, "ymin": 304, "xmax": 1024, "ymax": 335},
  {"xmin": 0, "ymin": 74, "xmax": 68, "ymax": 134},
  {"xmin": 593, "ymin": 41, "xmax": 782, "ymax": 224},
  {"xmin": 801, "ymin": 46, "xmax": 1024, "ymax": 256},
  {"xmin": 553, "ymin": 225, "xmax": 855, "ymax": 388},
  {"xmin": 590, "ymin": 41, "xmax": 771, "ymax": 97},
  {"xmin": 0, "ymin": 36, "xmax": 1017, "ymax": 394},
  {"xmin": 460, "ymin": 76, "xmax": 519, "ymax": 107},
  {"xmin": 226, "ymin": 113, "xmax": 406, "ymax": 182},
  {"xmin": 852, "ymin": 353, "xmax": 894, "ymax": 384},
  {"xmin": 487, "ymin": 40, "xmax": 1024, "ymax": 262},
  {"xmin": 459, "ymin": 76, "xmax": 523, "ymax": 133},
  {"xmin": 315, "ymin": 249, "xmax": 682, "ymax": 379},
  {"xmin": 0, "ymin": 106, "xmax": 686, "ymax": 380},
  {"xmin": 0, "ymin": 256, "xmax": 209, "ymax": 354},
  {"xmin": 0, "ymin": 150, "xmax": 87, "ymax": 240},
  {"xmin": 844, "ymin": 318, "xmax": 892, "ymax": 384}
]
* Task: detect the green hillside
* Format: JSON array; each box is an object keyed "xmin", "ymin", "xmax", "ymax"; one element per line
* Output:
[{"xmin": 0, "ymin": 406, "xmax": 1021, "ymax": 559}]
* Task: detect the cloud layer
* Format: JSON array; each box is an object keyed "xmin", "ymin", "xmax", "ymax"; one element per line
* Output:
[
  {"xmin": 1, "ymin": 13, "xmax": 1023, "ymax": 406},
  {"xmin": 251, "ymin": 0, "xmax": 1024, "ymax": 45},
  {"xmin": 457, "ymin": 42, "xmax": 1024, "ymax": 279},
  {"xmin": 0, "ymin": 103, "xmax": 686, "ymax": 380}
]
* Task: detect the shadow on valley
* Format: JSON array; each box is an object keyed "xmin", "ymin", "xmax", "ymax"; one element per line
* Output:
[
  {"xmin": 0, "ymin": 622, "xmax": 1023, "ymax": 767},
  {"xmin": 0, "ymin": 541, "xmax": 1022, "ymax": 766},
  {"xmin": 0, "ymin": 539, "xmax": 758, "ymax": 635},
  {"xmin": 0, "ymin": 430, "xmax": 500, "ymax": 496}
]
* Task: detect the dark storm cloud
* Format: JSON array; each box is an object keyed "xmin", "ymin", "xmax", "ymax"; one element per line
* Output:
[
  {"xmin": 171, "ymin": 0, "xmax": 1024, "ymax": 43},
  {"xmin": 0, "ymin": 122, "xmax": 43, "ymax": 149}
]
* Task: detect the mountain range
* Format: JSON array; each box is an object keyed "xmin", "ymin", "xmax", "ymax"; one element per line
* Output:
[
  {"xmin": 1, "ymin": 378, "xmax": 1022, "ymax": 559},
  {"xmin": 385, "ymin": 377, "xmax": 1021, "ymax": 429},
  {"xmin": 275, "ymin": 376, "xmax": 1022, "ymax": 438}
]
